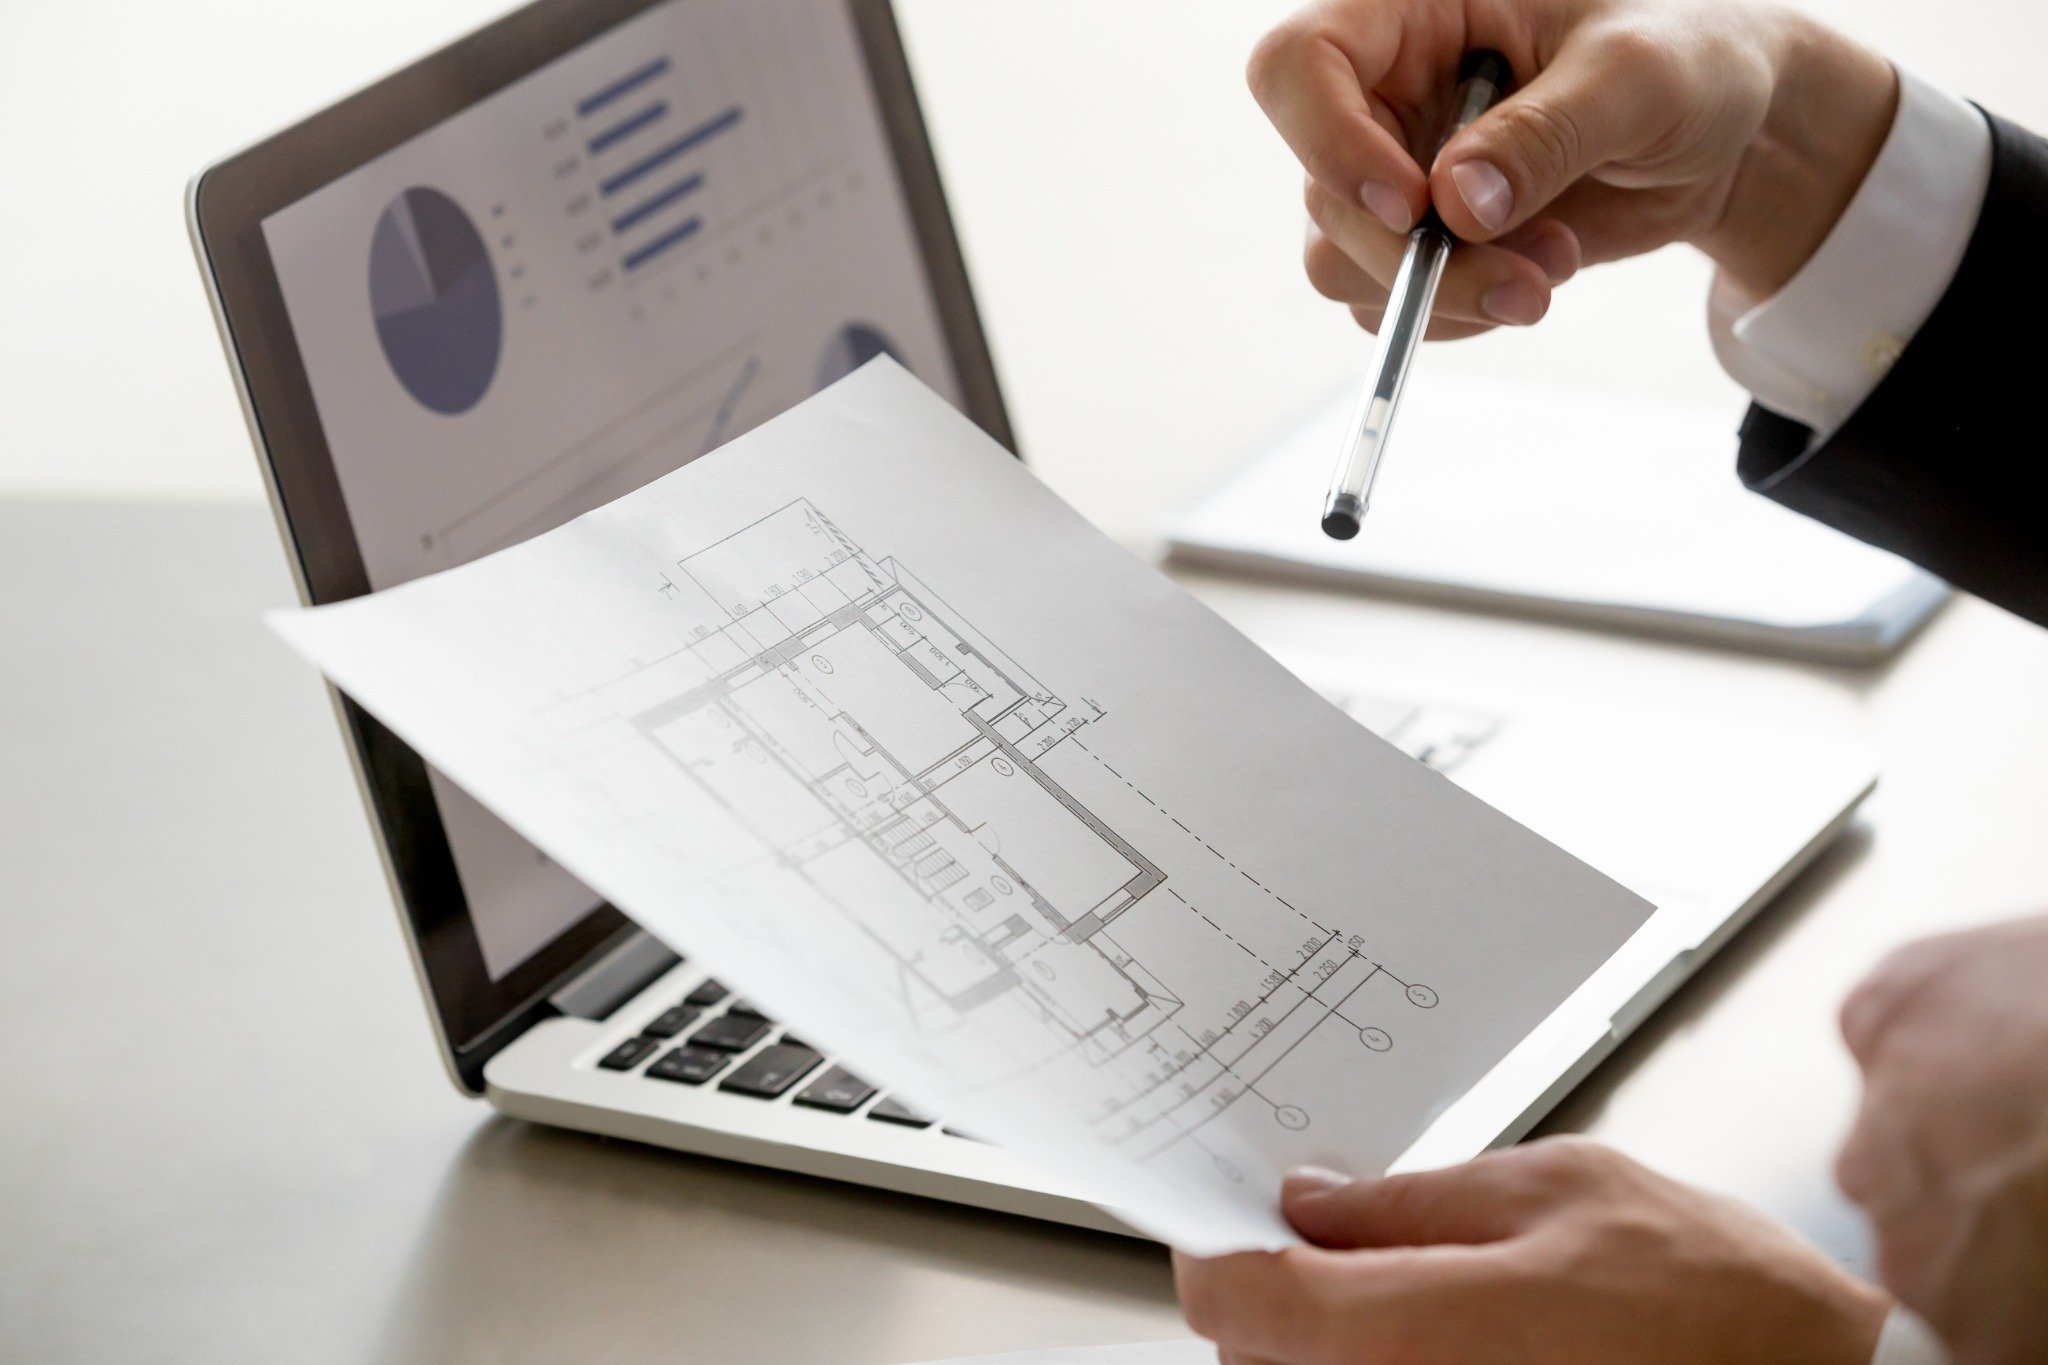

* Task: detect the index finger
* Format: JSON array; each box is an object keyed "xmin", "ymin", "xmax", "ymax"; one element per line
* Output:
[{"xmin": 1248, "ymin": 7, "xmax": 1428, "ymax": 225}]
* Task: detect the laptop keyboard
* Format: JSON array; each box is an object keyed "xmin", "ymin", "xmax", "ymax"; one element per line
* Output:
[
  {"xmin": 590, "ymin": 693, "xmax": 1498, "ymax": 1128},
  {"xmin": 597, "ymin": 978, "xmax": 948, "ymax": 1132}
]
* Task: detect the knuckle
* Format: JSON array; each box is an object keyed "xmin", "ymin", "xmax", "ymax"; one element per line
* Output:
[
  {"xmin": 1520, "ymin": 1135, "xmax": 1603, "ymax": 1181},
  {"xmin": 1303, "ymin": 175, "xmax": 1333, "ymax": 225},
  {"xmin": 1244, "ymin": 34, "xmax": 1279, "ymax": 102},
  {"xmin": 1513, "ymin": 1137, "xmax": 1640, "ymax": 1207},
  {"xmin": 1304, "ymin": 234, "xmax": 1360, "ymax": 300},
  {"xmin": 1495, "ymin": 98, "xmax": 1584, "ymax": 185},
  {"xmin": 1583, "ymin": 1208, "xmax": 1673, "ymax": 1273},
  {"xmin": 1299, "ymin": 128, "xmax": 1366, "ymax": 194},
  {"xmin": 1597, "ymin": 23, "xmax": 1687, "ymax": 100},
  {"xmin": 1245, "ymin": 19, "xmax": 1312, "ymax": 104}
]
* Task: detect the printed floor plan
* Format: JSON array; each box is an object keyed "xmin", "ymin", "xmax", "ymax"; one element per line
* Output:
[
  {"xmin": 273, "ymin": 362, "xmax": 1653, "ymax": 1250},
  {"xmin": 613, "ymin": 500, "xmax": 1442, "ymax": 1163}
]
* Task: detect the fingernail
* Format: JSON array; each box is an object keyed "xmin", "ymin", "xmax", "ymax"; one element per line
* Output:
[
  {"xmin": 1519, "ymin": 227, "xmax": 1581, "ymax": 285},
  {"xmin": 1283, "ymin": 1166, "xmax": 1353, "ymax": 1199},
  {"xmin": 1359, "ymin": 181, "xmax": 1412, "ymax": 234},
  {"xmin": 1451, "ymin": 159, "xmax": 1514, "ymax": 233},
  {"xmin": 1481, "ymin": 280, "xmax": 1546, "ymax": 326}
]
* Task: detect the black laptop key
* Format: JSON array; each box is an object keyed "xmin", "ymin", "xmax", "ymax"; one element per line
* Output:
[
  {"xmin": 867, "ymin": 1095, "xmax": 937, "ymax": 1127},
  {"xmin": 719, "ymin": 1044, "xmax": 824, "ymax": 1099},
  {"xmin": 646, "ymin": 1045, "xmax": 729, "ymax": 1086},
  {"xmin": 691, "ymin": 1013, "xmax": 773, "ymax": 1053},
  {"xmin": 643, "ymin": 1005, "xmax": 701, "ymax": 1039},
  {"xmin": 683, "ymin": 979, "xmax": 730, "ymax": 1007},
  {"xmin": 793, "ymin": 1066, "xmax": 876, "ymax": 1114},
  {"xmin": 725, "ymin": 998, "xmax": 772, "ymax": 1021},
  {"xmin": 598, "ymin": 1036, "xmax": 660, "ymax": 1071}
]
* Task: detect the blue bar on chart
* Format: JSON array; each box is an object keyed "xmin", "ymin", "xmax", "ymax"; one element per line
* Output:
[
  {"xmin": 577, "ymin": 57, "xmax": 671, "ymax": 118},
  {"xmin": 599, "ymin": 107, "xmax": 744, "ymax": 197},
  {"xmin": 587, "ymin": 102, "xmax": 669, "ymax": 155},
  {"xmin": 622, "ymin": 216, "xmax": 704, "ymax": 272},
  {"xmin": 611, "ymin": 173, "xmax": 705, "ymax": 235}
]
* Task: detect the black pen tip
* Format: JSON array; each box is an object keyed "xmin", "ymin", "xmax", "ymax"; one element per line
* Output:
[{"xmin": 1321, "ymin": 510, "xmax": 1361, "ymax": 541}]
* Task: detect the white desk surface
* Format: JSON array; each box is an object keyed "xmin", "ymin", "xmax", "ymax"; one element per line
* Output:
[{"xmin": 7, "ymin": 1, "xmax": 2048, "ymax": 1360}]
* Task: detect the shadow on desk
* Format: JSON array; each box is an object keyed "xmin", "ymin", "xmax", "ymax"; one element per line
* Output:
[{"xmin": 369, "ymin": 1118, "xmax": 1179, "ymax": 1364}]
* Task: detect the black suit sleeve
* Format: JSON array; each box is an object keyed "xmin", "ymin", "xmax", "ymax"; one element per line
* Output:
[{"xmin": 1735, "ymin": 110, "xmax": 2048, "ymax": 629}]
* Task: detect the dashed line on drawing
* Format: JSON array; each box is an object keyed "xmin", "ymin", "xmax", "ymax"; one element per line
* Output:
[
  {"xmin": 1072, "ymin": 737, "xmax": 1332, "ymax": 936},
  {"xmin": 1166, "ymin": 886, "xmax": 1280, "ymax": 974}
]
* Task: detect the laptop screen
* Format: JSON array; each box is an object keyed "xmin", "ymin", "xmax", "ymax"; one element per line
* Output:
[{"xmin": 258, "ymin": 0, "xmax": 966, "ymax": 983}]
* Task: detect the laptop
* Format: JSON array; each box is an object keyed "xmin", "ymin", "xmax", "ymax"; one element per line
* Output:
[{"xmin": 189, "ymin": 0, "xmax": 1876, "ymax": 1236}]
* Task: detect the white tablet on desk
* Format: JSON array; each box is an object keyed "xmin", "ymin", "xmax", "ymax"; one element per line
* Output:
[{"xmin": 1167, "ymin": 372, "xmax": 1948, "ymax": 665}]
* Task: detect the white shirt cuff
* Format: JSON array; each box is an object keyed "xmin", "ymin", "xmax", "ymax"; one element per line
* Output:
[
  {"xmin": 1710, "ymin": 67, "xmax": 1992, "ymax": 437},
  {"xmin": 1870, "ymin": 1307, "xmax": 1950, "ymax": 1365}
]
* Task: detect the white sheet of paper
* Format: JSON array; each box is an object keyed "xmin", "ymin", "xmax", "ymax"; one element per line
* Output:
[{"xmin": 270, "ymin": 360, "xmax": 1652, "ymax": 1253}]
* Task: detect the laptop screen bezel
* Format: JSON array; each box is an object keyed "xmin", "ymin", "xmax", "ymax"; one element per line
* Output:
[{"xmin": 190, "ymin": 0, "xmax": 1014, "ymax": 1092}]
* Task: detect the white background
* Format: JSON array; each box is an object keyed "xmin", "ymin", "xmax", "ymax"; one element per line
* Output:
[{"xmin": 4, "ymin": 0, "xmax": 2043, "ymax": 543}]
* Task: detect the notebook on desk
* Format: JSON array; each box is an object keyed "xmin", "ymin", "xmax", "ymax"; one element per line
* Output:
[{"xmin": 1165, "ymin": 372, "xmax": 1948, "ymax": 665}]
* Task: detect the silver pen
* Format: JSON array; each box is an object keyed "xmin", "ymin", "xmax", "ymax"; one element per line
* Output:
[{"xmin": 1321, "ymin": 50, "xmax": 1511, "ymax": 540}]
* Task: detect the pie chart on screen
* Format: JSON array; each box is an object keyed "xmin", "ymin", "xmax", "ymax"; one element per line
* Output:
[{"xmin": 368, "ymin": 187, "xmax": 503, "ymax": 415}]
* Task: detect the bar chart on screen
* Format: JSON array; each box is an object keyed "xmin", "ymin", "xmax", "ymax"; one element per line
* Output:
[{"xmin": 547, "ymin": 2, "xmax": 857, "ymax": 298}]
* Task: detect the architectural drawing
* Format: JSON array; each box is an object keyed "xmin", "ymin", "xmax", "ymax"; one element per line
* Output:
[
  {"xmin": 275, "ymin": 363, "xmax": 1654, "ymax": 1252},
  {"xmin": 608, "ymin": 500, "xmax": 1441, "ymax": 1163}
]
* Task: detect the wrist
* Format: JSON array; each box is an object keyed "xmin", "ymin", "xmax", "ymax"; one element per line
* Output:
[{"xmin": 1698, "ymin": 12, "xmax": 1898, "ymax": 299}]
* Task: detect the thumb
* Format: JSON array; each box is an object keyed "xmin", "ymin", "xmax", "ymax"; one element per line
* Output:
[
  {"xmin": 1281, "ymin": 1159, "xmax": 1533, "ymax": 1250},
  {"xmin": 1431, "ymin": 35, "xmax": 1669, "ymax": 240}
]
